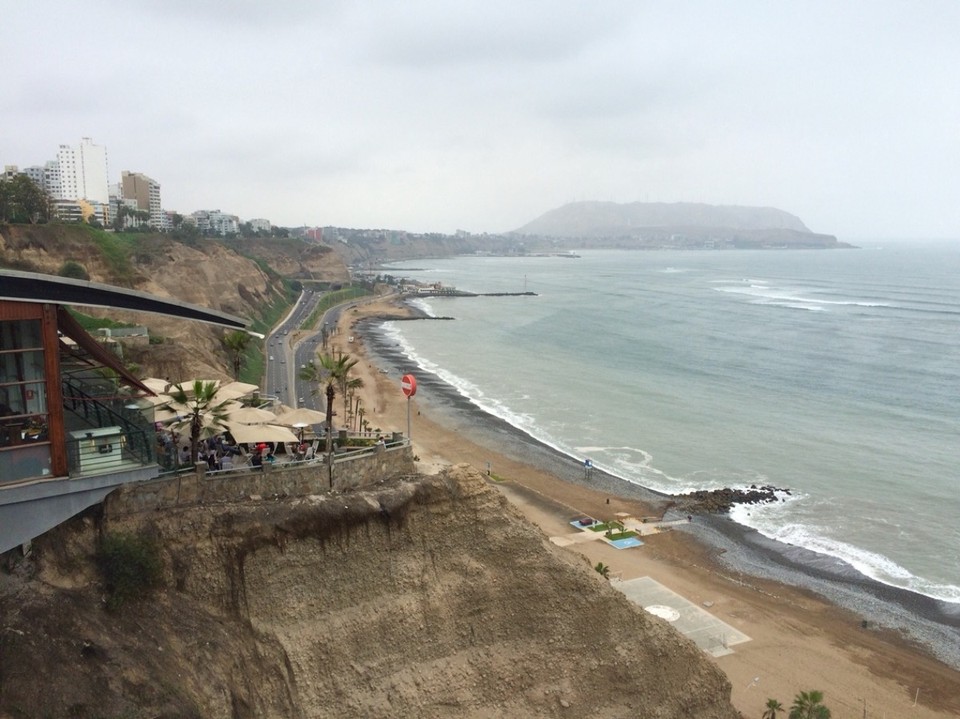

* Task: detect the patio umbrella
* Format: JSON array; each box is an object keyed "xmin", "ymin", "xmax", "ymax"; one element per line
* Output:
[
  {"xmin": 218, "ymin": 381, "xmax": 260, "ymax": 396},
  {"xmin": 138, "ymin": 394, "xmax": 173, "ymax": 407},
  {"xmin": 155, "ymin": 400, "xmax": 243, "ymax": 428},
  {"xmin": 226, "ymin": 406, "xmax": 278, "ymax": 424},
  {"xmin": 141, "ymin": 377, "xmax": 171, "ymax": 393},
  {"xmin": 211, "ymin": 386, "xmax": 249, "ymax": 404},
  {"xmin": 153, "ymin": 406, "xmax": 182, "ymax": 423},
  {"xmin": 228, "ymin": 423, "xmax": 299, "ymax": 444},
  {"xmin": 274, "ymin": 407, "xmax": 327, "ymax": 427}
]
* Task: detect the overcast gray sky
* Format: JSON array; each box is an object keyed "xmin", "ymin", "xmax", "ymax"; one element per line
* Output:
[{"xmin": 2, "ymin": 1, "xmax": 958, "ymax": 240}]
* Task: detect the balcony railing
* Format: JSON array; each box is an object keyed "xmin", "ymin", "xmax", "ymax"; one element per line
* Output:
[{"xmin": 62, "ymin": 378, "xmax": 155, "ymax": 476}]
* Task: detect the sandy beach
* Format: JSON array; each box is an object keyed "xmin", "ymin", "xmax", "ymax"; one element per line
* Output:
[{"xmin": 330, "ymin": 296, "xmax": 960, "ymax": 719}]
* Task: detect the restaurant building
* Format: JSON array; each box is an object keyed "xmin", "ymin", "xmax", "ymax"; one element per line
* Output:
[{"xmin": 0, "ymin": 270, "xmax": 247, "ymax": 553}]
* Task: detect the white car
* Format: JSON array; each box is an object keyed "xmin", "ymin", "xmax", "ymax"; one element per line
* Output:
[{"xmin": 269, "ymin": 355, "xmax": 274, "ymax": 361}]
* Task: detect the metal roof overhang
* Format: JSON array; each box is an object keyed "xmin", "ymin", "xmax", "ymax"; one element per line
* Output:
[
  {"xmin": 56, "ymin": 306, "xmax": 155, "ymax": 395},
  {"xmin": 0, "ymin": 269, "xmax": 248, "ymax": 329}
]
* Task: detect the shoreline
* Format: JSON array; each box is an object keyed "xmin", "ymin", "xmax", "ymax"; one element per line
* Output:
[
  {"xmin": 335, "ymin": 295, "xmax": 960, "ymax": 717},
  {"xmin": 363, "ymin": 309, "xmax": 960, "ymax": 654}
]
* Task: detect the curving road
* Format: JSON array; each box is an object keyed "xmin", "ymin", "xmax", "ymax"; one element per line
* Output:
[{"xmin": 262, "ymin": 291, "xmax": 354, "ymax": 411}]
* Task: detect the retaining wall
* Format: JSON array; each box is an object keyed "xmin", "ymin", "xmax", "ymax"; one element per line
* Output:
[{"xmin": 105, "ymin": 444, "xmax": 416, "ymax": 516}]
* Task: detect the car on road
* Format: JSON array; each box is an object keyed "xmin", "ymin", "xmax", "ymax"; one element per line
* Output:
[{"xmin": 269, "ymin": 355, "xmax": 274, "ymax": 361}]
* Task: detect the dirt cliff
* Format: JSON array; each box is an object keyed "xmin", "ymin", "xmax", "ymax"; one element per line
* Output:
[
  {"xmin": 0, "ymin": 466, "xmax": 740, "ymax": 718},
  {"xmin": 0, "ymin": 224, "xmax": 350, "ymax": 380}
]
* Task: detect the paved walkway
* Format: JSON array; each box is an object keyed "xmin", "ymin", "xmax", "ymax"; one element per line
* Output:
[{"xmin": 612, "ymin": 576, "xmax": 751, "ymax": 657}]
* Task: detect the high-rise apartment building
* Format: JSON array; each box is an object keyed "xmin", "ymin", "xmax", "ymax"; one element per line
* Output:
[
  {"xmin": 121, "ymin": 170, "xmax": 165, "ymax": 228},
  {"xmin": 55, "ymin": 138, "xmax": 108, "ymax": 203},
  {"xmin": 120, "ymin": 170, "xmax": 169, "ymax": 230}
]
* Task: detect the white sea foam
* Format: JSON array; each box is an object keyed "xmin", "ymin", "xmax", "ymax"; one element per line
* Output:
[
  {"xmin": 731, "ymin": 498, "xmax": 960, "ymax": 603},
  {"xmin": 382, "ymin": 249, "xmax": 960, "ymax": 608},
  {"xmin": 715, "ymin": 283, "xmax": 893, "ymax": 311},
  {"xmin": 574, "ymin": 445, "xmax": 684, "ymax": 494},
  {"xmin": 382, "ymin": 322, "xmax": 567, "ymax": 453},
  {"xmin": 408, "ymin": 298, "xmax": 437, "ymax": 317}
]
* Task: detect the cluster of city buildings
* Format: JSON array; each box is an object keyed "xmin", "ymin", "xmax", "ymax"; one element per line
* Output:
[{"xmin": 2, "ymin": 137, "xmax": 272, "ymax": 235}]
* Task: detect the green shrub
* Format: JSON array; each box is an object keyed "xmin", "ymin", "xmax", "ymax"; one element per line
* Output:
[
  {"xmin": 58, "ymin": 260, "xmax": 90, "ymax": 280},
  {"xmin": 97, "ymin": 532, "xmax": 164, "ymax": 611}
]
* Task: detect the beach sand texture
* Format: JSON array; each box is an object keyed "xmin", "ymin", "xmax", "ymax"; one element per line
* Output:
[{"xmin": 327, "ymin": 295, "xmax": 960, "ymax": 719}]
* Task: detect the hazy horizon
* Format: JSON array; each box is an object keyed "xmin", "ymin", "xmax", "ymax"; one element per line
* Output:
[{"xmin": 3, "ymin": 2, "xmax": 958, "ymax": 241}]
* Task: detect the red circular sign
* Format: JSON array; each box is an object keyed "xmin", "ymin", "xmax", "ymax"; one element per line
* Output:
[{"xmin": 401, "ymin": 374, "xmax": 417, "ymax": 397}]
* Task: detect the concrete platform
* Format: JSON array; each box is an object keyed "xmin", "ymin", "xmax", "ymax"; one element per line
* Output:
[{"xmin": 613, "ymin": 576, "xmax": 751, "ymax": 657}]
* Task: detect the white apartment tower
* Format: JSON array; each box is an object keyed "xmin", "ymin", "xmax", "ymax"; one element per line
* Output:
[{"xmin": 55, "ymin": 137, "xmax": 109, "ymax": 203}]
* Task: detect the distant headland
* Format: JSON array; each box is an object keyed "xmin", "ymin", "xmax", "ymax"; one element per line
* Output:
[{"xmin": 511, "ymin": 201, "xmax": 854, "ymax": 250}]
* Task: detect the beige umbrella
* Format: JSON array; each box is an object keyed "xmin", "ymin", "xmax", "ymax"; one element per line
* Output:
[
  {"xmin": 160, "ymin": 380, "xmax": 222, "ymax": 404},
  {"xmin": 275, "ymin": 407, "xmax": 327, "ymax": 427},
  {"xmin": 155, "ymin": 400, "xmax": 242, "ymax": 427},
  {"xmin": 141, "ymin": 377, "xmax": 171, "ymax": 393},
  {"xmin": 226, "ymin": 406, "xmax": 278, "ymax": 424},
  {"xmin": 228, "ymin": 423, "xmax": 299, "ymax": 444},
  {"xmin": 139, "ymin": 394, "xmax": 173, "ymax": 407},
  {"xmin": 218, "ymin": 381, "xmax": 260, "ymax": 396},
  {"xmin": 153, "ymin": 406, "xmax": 182, "ymax": 423},
  {"xmin": 212, "ymin": 386, "xmax": 248, "ymax": 404},
  {"xmin": 275, "ymin": 406, "xmax": 328, "ymax": 443}
]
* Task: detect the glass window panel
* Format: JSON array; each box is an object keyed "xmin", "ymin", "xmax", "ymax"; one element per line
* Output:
[
  {"xmin": 0, "ymin": 320, "xmax": 42, "ymax": 351},
  {"xmin": 1, "ymin": 381, "xmax": 47, "ymax": 417},
  {"xmin": 0, "ymin": 349, "xmax": 45, "ymax": 383},
  {"xmin": 0, "ymin": 444, "xmax": 52, "ymax": 483}
]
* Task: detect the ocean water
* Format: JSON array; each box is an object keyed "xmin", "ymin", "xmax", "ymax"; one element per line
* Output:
[{"xmin": 381, "ymin": 245, "xmax": 960, "ymax": 604}]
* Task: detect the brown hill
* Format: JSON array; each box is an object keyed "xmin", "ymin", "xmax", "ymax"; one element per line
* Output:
[
  {"xmin": 513, "ymin": 201, "xmax": 850, "ymax": 248},
  {"xmin": 0, "ymin": 224, "xmax": 350, "ymax": 380},
  {"xmin": 516, "ymin": 201, "xmax": 811, "ymax": 236},
  {"xmin": 0, "ymin": 466, "xmax": 740, "ymax": 718}
]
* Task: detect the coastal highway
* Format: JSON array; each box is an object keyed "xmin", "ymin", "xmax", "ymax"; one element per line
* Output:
[
  {"xmin": 263, "ymin": 291, "xmax": 350, "ymax": 411},
  {"xmin": 263, "ymin": 290, "xmax": 324, "ymax": 408}
]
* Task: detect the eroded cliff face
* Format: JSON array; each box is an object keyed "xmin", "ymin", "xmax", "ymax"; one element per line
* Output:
[
  {"xmin": 0, "ymin": 467, "xmax": 740, "ymax": 719},
  {"xmin": 225, "ymin": 237, "xmax": 348, "ymax": 283},
  {"xmin": 0, "ymin": 225, "xmax": 346, "ymax": 379}
]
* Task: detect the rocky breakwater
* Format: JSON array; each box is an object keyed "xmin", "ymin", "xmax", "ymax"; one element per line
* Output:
[
  {"xmin": 671, "ymin": 484, "xmax": 788, "ymax": 515},
  {"xmin": 0, "ymin": 466, "xmax": 741, "ymax": 718}
]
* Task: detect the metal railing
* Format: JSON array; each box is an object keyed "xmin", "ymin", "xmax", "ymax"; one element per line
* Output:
[
  {"xmin": 195, "ymin": 437, "xmax": 410, "ymax": 478},
  {"xmin": 62, "ymin": 378, "xmax": 156, "ymax": 475}
]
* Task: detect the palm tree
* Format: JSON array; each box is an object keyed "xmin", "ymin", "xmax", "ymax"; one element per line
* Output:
[
  {"xmin": 299, "ymin": 353, "xmax": 358, "ymax": 485},
  {"xmin": 604, "ymin": 519, "xmax": 625, "ymax": 539},
  {"xmin": 221, "ymin": 330, "xmax": 251, "ymax": 381},
  {"xmin": 763, "ymin": 698, "xmax": 784, "ymax": 719},
  {"xmin": 167, "ymin": 380, "xmax": 232, "ymax": 464},
  {"xmin": 789, "ymin": 690, "xmax": 831, "ymax": 719},
  {"xmin": 343, "ymin": 375, "xmax": 364, "ymax": 426},
  {"xmin": 594, "ymin": 562, "xmax": 611, "ymax": 578}
]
